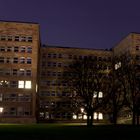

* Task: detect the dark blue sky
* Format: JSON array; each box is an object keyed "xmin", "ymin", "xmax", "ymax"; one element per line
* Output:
[{"xmin": 0, "ymin": 0, "xmax": 140, "ymax": 49}]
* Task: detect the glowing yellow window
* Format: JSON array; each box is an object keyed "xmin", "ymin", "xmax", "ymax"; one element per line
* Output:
[
  {"xmin": 25, "ymin": 81, "xmax": 31, "ymax": 89},
  {"xmin": 18, "ymin": 81, "xmax": 24, "ymax": 88}
]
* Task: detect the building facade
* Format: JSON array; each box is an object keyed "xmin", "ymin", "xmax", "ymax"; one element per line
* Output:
[
  {"xmin": 0, "ymin": 21, "xmax": 40, "ymax": 123},
  {"xmin": 38, "ymin": 46, "xmax": 112, "ymax": 122},
  {"xmin": 0, "ymin": 20, "xmax": 139, "ymax": 123}
]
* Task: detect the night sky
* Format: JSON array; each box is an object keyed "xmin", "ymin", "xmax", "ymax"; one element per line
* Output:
[{"xmin": 0, "ymin": 0, "xmax": 140, "ymax": 49}]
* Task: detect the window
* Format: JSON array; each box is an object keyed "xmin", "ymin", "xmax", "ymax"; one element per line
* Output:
[
  {"xmin": 19, "ymin": 69, "xmax": 25, "ymax": 76},
  {"xmin": 5, "ymin": 69, "xmax": 11, "ymax": 75},
  {"xmin": 18, "ymin": 81, "xmax": 24, "ymax": 88},
  {"xmin": 136, "ymin": 46, "xmax": 140, "ymax": 51},
  {"xmin": 27, "ymin": 57, "xmax": 32, "ymax": 64},
  {"xmin": 58, "ymin": 63, "xmax": 62, "ymax": 67},
  {"xmin": 0, "ymin": 57, "xmax": 4, "ymax": 63},
  {"xmin": 10, "ymin": 81, "xmax": 18, "ymax": 88},
  {"xmin": 26, "ymin": 70, "xmax": 32, "ymax": 76},
  {"xmin": 15, "ymin": 36, "xmax": 20, "ymax": 41},
  {"xmin": 0, "ymin": 107, "xmax": 4, "ymax": 113},
  {"xmin": 1, "ymin": 35, "xmax": 6, "ymax": 41},
  {"xmin": 53, "ymin": 54, "xmax": 56, "ymax": 58},
  {"xmin": 13, "ymin": 57, "xmax": 18, "ymax": 63},
  {"xmin": 21, "ymin": 36, "xmax": 26, "ymax": 42},
  {"xmin": 27, "ymin": 46, "xmax": 32, "ymax": 53},
  {"xmin": 47, "ymin": 53, "xmax": 51, "ymax": 58},
  {"xmin": 0, "ymin": 46, "xmax": 5, "ymax": 52},
  {"xmin": 7, "ymin": 35, "xmax": 12, "ymax": 41},
  {"xmin": 20, "ymin": 46, "xmax": 26, "ymax": 52},
  {"xmin": 6, "ymin": 57, "xmax": 10, "ymax": 63},
  {"xmin": 58, "ymin": 54, "xmax": 62, "ymax": 58},
  {"xmin": 25, "ymin": 81, "xmax": 31, "ymax": 89},
  {"xmin": 7, "ymin": 46, "xmax": 12, "ymax": 52},
  {"xmin": 14, "ymin": 46, "xmax": 19, "ymax": 52},
  {"xmin": 13, "ymin": 69, "xmax": 18, "ymax": 75},
  {"xmin": 27, "ymin": 36, "xmax": 32, "ymax": 42},
  {"xmin": 20, "ymin": 57, "xmax": 25, "ymax": 64}
]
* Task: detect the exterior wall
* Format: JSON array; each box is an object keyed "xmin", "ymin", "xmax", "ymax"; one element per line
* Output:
[
  {"xmin": 39, "ymin": 46, "xmax": 112, "ymax": 122},
  {"xmin": 0, "ymin": 21, "xmax": 40, "ymax": 123}
]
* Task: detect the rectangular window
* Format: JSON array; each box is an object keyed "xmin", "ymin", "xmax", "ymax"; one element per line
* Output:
[
  {"xmin": 6, "ymin": 57, "xmax": 10, "ymax": 63},
  {"xmin": 0, "ymin": 46, "xmax": 5, "ymax": 52},
  {"xmin": 15, "ymin": 36, "xmax": 19, "ymax": 41},
  {"xmin": 0, "ymin": 57, "xmax": 4, "ymax": 63},
  {"xmin": 25, "ymin": 81, "xmax": 31, "ymax": 89},
  {"xmin": 13, "ymin": 69, "xmax": 18, "ymax": 75},
  {"xmin": 26, "ymin": 70, "xmax": 32, "ymax": 76},
  {"xmin": 27, "ymin": 57, "xmax": 32, "ymax": 64},
  {"xmin": 20, "ymin": 46, "xmax": 26, "ymax": 52},
  {"xmin": 14, "ymin": 47, "xmax": 19, "ymax": 52},
  {"xmin": 10, "ymin": 81, "xmax": 18, "ymax": 88},
  {"xmin": 7, "ymin": 35, "xmax": 12, "ymax": 41},
  {"xmin": 13, "ymin": 57, "xmax": 18, "ymax": 63},
  {"xmin": 1, "ymin": 35, "xmax": 6, "ymax": 41},
  {"xmin": 18, "ymin": 81, "xmax": 24, "ymax": 88},
  {"xmin": 27, "ymin": 36, "xmax": 32, "ymax": 42},
  {"xmin": 0, "ymin": 94, "xmax": 3, "ymax": 101},
  {"xmin": 19, "ymin": 69, "xmax": 25, "ymax": 76},
  {"xmin": 20, "ymin": 57, "xmax": 25, "ymax": 64},
  {"xmin": 27, "ymin": 46, "xmax": 32, "ymax": 53},
  {"xmin": 7, "ymin": 46, "xmax": 12, "ymax": 52},
  {"xmin": 21, "ymin": 36, "xmax": 26, "ymax": 42}
]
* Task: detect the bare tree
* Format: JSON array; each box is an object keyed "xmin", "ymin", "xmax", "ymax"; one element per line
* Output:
[{"xmin": 63, "ymin": 57, "xmax": 108, "ymax": 127}]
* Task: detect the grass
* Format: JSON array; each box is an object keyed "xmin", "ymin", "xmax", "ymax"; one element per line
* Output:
[{"xmin": 0, "ymin": 123, "xmax": 139, "ymax": 140}]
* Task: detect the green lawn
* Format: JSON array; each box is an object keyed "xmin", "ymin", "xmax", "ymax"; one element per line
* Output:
[{"xmin": 0, "ymin": 123, "xmax": 139, "ymax": 140}]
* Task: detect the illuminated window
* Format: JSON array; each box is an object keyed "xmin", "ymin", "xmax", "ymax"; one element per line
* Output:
[
  {"xmin": 18, "ymin": 81, "xmax": 24, "ymax": 88},
  {"xmin": 94, "ymin": 112, "xmax": 103, "ymax": 120},
  {"xmin": 73, "ymin": 114, "xmax": 77, "ymax": 119},
  {"xmin": 25, "ymin": 81, "xmax": 31, "ymax": 89},
  {"xmin": 94, "ymin": 112, "xmax": 98, "ymax": 119},
  {"xmin": 93, "ymin": 91, "xmax": 103, "ymax": 98},
  {"xmin": 98, "ymin": 113, "xmax": 103, "ymax": 120},
  {"xmin": 0, "ymin": 107, "xmax": 4, "ymax": 113}
]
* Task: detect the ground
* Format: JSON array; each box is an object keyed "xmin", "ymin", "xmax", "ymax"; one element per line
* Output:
[{"xmin": 0, "ymin": 123, "xmax": 139, "ymax": 140}]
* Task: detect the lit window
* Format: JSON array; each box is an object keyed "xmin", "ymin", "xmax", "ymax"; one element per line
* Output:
[
  {"xmin": 73, "ymin": 114, "xmax": 77, "ymax": 119},
  {"xmin": 20, "ymin": 57, "xmax": 25, "ymax": 64},
  {"xmin": 99, "ymin": 91, "xmax": 103, "ymax": 98},
  {"xmin": 18, "ymin": 81, "xmax": 24, "ymax": 88},
  {"xmin": 0, "ymin": 107, "xmax": 4, "ymax": 113},
  {"xmin": 98, "ymin": 113, "xmax": 103, "ymax": 120},
  {"xmin": 25, "ymin": 81, "xmax": 31, "ymax": 89},
  {"xmin": 83, "ymin": 115, "xmax": 87, "ymax": 120},
  {"xmin": 94, "ymin": 112, "xmax": 98, "ymax": 119}
]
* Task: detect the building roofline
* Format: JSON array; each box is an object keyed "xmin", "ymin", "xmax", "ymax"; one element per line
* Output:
[
  {"xmin": 113, "ymin": 32, "xmax": 140, "ymax": 49},
  {"xmin": 42, "ymin": 45, "xmax": 112, "ymax": 52},
  {"xmin": 0, "ymin": 20, "xmax": 39, "ymax": 25}
]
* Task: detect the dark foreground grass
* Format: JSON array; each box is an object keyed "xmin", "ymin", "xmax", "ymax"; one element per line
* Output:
[{"xmin": 0, "ymin": 123, "xmax": 139, "ymax": 140}]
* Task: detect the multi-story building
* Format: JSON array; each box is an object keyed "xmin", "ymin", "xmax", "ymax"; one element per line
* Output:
[
  {"xmin": 38, "ymin": 46, "xmax": 112, "ymax": 122},
  {"xmin": 0, "ymin": 21, "xmax": 40, "ymax": 123},
  {"xmin": 0, "ymin": 20, "xmax": 139, "ymax": 124}
]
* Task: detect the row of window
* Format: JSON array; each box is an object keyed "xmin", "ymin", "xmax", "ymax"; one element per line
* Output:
[
  {"xmin": 0, "ymin": 69, "xmax": 32, "ymax": 76},
  {"xmin": 0, "ymin": 93, "xmax": 31, "ymax": 102},
  {"xmin": 40, "ymin": 91, "xmax": 70, "ymax": 97},
  {"xmin": 42, "ymin": 53, "xmax": 112, "ymax": 61},
  {"xmin": 0, "ymin": 106, "xmax": 31, "ymax": 116},
  {"xmin": 40, "ymin": 80, "xmax": 67, "ymax": 87},
  {"xmin": 40, "ymin": 101, "xmax": 71, "ymax": 108},
  {"xmin": 0, "ymin": 57, "xmax": 32, "ymax": 64},
  {"xmin": 0, "ymin": 35, "xmax": 32, "ymax": 42},
  {"xmin": 0, "ymin": 80, "xmax": 32, "ymax": 89},
  {"xmin": 0, "ymin": 46, "xmax": 32, "ymax": 53}
]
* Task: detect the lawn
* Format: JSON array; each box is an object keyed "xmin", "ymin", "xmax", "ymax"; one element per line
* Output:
[{"xmin": 0, "ymin": 123, "xmax": 139, "ymax": 140}]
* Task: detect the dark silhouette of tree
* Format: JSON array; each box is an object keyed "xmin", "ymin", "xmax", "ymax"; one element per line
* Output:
[{"xmin": 63, "ymin": 57, "xmax": 109, "ymax": 127}]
